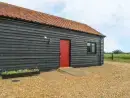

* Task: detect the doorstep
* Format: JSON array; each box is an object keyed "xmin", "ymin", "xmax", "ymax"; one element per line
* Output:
[{"xmin": 57, "ymin": 67, "xmax": 90, "ymax": 76}]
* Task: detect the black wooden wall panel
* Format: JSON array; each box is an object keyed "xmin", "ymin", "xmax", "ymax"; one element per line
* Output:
[
  {"xmin": 0, "ymin": 17, "xmax": 104, "ymax": 70},
  {"xmin": 100, "ymin": 38, "xmax": 104, "ymax": 65}
]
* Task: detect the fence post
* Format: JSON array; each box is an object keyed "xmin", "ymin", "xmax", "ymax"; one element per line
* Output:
[{"xmin": 112, "ymin": 53, "xmax": 114, "ymax": 60}]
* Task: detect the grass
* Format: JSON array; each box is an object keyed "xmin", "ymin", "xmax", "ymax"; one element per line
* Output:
[
  {"xmin": 105, "ymin": 58, "xmax": 130, "ymax": 63},
  {"xmin": 1, "ymin": 69, "xmax": 39, "ymax": 75},
  {"xmin": 104, "ymin": 53, "xmax": 130, "ymax": 63}
]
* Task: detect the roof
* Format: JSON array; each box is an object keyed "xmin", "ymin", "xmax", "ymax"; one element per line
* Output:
[{"xmin": 0, "ymin": 2, "xmax": 104, "ymax": 36}]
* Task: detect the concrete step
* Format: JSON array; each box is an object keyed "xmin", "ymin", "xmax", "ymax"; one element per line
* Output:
[{"xmin": 57, "ymin": 67, "xmax": 89, "ymax": 76}]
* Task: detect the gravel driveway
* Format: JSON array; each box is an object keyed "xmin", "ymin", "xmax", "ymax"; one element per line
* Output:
[{"xmin": 0, "ymin": 61, "xmax": 130, "ymax": 98}]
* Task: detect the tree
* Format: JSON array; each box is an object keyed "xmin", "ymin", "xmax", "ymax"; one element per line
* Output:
[{"xmin": 112, "ymin": 50, "xmax": 123, "ymax": 54}]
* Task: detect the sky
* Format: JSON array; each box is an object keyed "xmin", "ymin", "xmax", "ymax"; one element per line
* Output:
[{"xmin": 0, "ymin": 0, "xmax": 130, "ymax": 52}]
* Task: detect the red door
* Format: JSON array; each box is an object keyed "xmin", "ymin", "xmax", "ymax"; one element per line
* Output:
[{"xmin": 60, "ymin": 40, "xmax": 70, "ymax": 67}]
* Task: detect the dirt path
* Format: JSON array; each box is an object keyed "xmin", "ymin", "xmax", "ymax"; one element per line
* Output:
[{"xmin": 0, "ymin": 61, "xmax": 130, "ymax": 98}]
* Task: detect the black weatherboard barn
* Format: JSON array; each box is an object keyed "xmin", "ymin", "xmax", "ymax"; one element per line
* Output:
[{"xmin": 0, "ymin": 2, "xmax": 105, "ymax": 71}]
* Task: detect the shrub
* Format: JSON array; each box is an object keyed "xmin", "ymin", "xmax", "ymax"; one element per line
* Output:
[{"xmin": 112, "ymin": 50, "xmax": 123, "ymax": 54}]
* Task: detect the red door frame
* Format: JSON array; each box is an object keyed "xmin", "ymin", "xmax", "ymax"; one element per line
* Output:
[{"xmin": 60, "ymin": 40, "xmax": 71, "ymax": 67}]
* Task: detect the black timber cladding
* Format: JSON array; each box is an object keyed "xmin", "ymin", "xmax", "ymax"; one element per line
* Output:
[{"xmin": 0, "ymin": 17, "xmax": 104, "ymax": 70}]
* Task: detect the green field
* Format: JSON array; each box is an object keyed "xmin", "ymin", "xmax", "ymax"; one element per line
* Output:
[{"xmin": 104, "ymin": 53, "xmax": 130, "ymax": 63}]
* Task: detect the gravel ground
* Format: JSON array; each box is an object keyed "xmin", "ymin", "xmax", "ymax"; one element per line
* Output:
[{"xmin": 0, "ymin": 61, "xmax": 130, "ymax": 98}]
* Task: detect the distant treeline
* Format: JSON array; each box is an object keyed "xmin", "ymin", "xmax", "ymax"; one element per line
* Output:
[
  {"xmin": 104, "ymin": 49, "xmax": 130, "ymax": 54},
  {"xmin": 104, "ymin": 50, "xmax": 130, "ymax": 63}
]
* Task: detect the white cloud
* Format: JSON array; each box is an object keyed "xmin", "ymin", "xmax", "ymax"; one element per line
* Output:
[
  {"xmin": 0, "ymin": 0, "xmax": 64, "ymax": 12},
  {"xmin": 60, "ymin": 0, "xmax": 116, "ymax": 25},
  {"xmin": 104, "ymin": 38, "xmax": 121, "ymax": 52}
]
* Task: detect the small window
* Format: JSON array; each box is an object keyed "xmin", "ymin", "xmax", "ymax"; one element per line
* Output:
[{"xmin": 87, "ymin": 42, "xmax": 96, "ymax": 54}]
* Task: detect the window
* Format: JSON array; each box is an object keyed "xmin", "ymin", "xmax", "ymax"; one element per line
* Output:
[{"xmin": 87, "ymin": 42, "xmax": 96, "ymax": 54}]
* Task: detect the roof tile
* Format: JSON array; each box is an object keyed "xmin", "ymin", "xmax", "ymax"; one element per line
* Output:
[{"xmin": 0, "ymin": 2, "xmax": 102, "ymax": 35}]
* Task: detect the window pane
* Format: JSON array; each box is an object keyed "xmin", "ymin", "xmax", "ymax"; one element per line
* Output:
[
  {"xmin": 87, "ymin": 43, "xmax": 91, "ymax": 53},
  {"xmin": 87, "ymin": 43, "xmax": 91, "ymax": 46},
  {"xmin": 87, "ymin": 46, "xmax": 91, "ymax": 52},
  {"xmin": 92, "ymin": 43, "xmax": 95, "ymax": 53}
]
